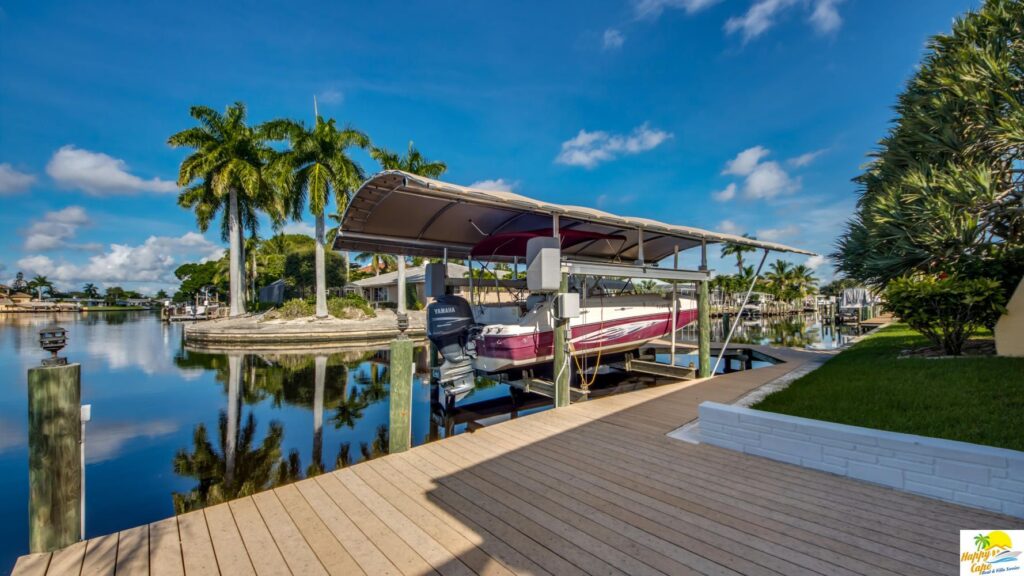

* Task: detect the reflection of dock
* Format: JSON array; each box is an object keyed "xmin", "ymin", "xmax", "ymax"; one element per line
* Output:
[{"xmin": 15, "ymin": 344, "xmax": 1004, "ymax": 576}]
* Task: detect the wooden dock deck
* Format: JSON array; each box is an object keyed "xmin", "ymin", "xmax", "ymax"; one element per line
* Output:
[{"xmin": 14, "ymin": 345, "xmax": 1021, "ymax": 575}]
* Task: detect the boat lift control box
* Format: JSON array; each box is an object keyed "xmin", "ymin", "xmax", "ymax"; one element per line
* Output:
[
  {"xmin": 424, "ymin": 262, "xmax": 446, "ymax": 298},
  {"xmin": 526, "ymin": 237, "xmax": 561, "ymax": 292},
  {"xmin": 555, "ymin": 293, "xmax": 580, "ymax": 319}
]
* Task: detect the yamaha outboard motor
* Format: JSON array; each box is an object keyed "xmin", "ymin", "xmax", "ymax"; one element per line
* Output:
[{"xmin": 426, "ymin": 295, "xmax": 478, "ymax": 406}]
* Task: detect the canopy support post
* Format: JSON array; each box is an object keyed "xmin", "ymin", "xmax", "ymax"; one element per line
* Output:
[
  {"xmin": 636, "ymin": 229, "xmax": 645, "ymax": 264},
  {"xmin": 671, "ymin": 245, "xmax": 679, "ymax": 366},
  {"xmin": 397, "ymin": 254, "xmax": 407, "ymax": 315},
  {"xmin": 553, "ymin": 270, "xmax": 570, "ymax": 408},
  {"xmin": 697, "ymin": 239, "xmax": 711, "ymax": 378},
  {"xmin": 713, "ymin": 249, "xmax": 769, "ymax": 375}
]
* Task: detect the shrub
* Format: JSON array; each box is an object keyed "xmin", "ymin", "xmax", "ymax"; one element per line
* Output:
[
  {"xmin": 884, "ymin": 276, "xmax": 1007, "ymax": 355},
  {"xmin": 328, "ymin": 295, "xmax": 376, "ymax": 320},
  {"xmin": 271, "ymin": 298, "xmax": 315, "ymax": 319}
]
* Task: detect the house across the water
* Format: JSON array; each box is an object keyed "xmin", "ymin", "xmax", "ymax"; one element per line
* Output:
[{"xmin": 351, "ymin": 263, "xmax": 470, "ymax": 307}]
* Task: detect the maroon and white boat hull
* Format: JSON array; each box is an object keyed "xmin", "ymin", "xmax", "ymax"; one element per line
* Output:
[{"xmin": 471, "ymin": 295, "xmax": 697, "ymax": 373}]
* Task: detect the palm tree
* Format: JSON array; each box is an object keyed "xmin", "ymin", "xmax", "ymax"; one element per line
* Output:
[
  {"xmin": 28, "ymin": 275, "xmax": 53, "ymax": 300},
  {"xmin": 370, "ymin": 141, "xmax": 447, "ymax": 178},
  {"xmin": 276, "ymin": 116, "xmax": 368, "ymax": 318},
  {"xmin": 974, "ymin": 533, "xmax": 990, "ymax": 551},
  {"xmin": 169, "ymin": 102, "xmax": 285, "ymax": 316},
  {"xmin": 721, "ymin": 235, "xmax": 757, "ymax": 276},
  {"xmin": 82, "ymin": 283, "xmax": 99, "ymax": 299}
]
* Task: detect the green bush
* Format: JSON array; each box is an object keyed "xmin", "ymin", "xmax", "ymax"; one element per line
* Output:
[
  {"xmin": 884, "ymin": 276, "xmax": 1006, "ymax": 355},
  {"xmin": 405, "ymin": 283, "xmax": 423, "ymax": 311},
  {"xmin": 272, "ymin": 298, "xmax": 315, "ymax": 319},
  {"xmin": 328, "ymin": 295, "xmax": 375, "ymax": 320}
]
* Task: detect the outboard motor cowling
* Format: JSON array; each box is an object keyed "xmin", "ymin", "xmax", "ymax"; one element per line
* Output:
[
  {"xmin": 427, "ymin": 295, "xmax": 476, "ymax": 362},
  {"xmin": 426, "ymin": 295, "xmax": 477, "ymax": 405}
]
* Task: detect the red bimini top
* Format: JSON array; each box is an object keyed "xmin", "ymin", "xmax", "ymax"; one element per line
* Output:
[{"xmin": 469, "ymin": 228, "xmax": 627, "ymax": 259}]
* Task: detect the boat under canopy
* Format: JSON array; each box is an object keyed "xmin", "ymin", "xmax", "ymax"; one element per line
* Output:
[{"xmin": 332, "ymin": 170, "xmax": 816, "ymax": 261}]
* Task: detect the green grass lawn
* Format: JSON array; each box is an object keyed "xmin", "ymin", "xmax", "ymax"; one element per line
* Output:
[{"xmin": 753, "ymin": 324, "xmax": 1024, "ymax": 451}]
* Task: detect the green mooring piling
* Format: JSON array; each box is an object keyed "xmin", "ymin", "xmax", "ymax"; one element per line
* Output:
[
  {"xmin": 27, "ymin": 362, "xmax": 82, "ymax": 552},
  {"xmin": 388, "ymin": 337, "xmax": 414, "ymax": 454},
  {"xmin": 697, "ymin": 280, "xmax": 711, "ymax": 378}
]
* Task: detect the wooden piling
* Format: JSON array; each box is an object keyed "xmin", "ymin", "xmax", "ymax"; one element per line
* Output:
[
  {"xmin": 27, "ymin": 363, "xmax": 82, "ymax": 552},
  {"xmin": 553, "ymin": 271, "xmax": 570, "ymax": 408},
  {"xmin": 388, "ymin": 337, "xmax": 414, "ymax": 454},
  {"xmin": 697, "ymin": 280, "xmax": 711, "ymax": 378}
]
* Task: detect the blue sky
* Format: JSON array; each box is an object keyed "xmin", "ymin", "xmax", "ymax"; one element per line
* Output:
[{"xmin": 0, "ymin": 0, "xmax": 982, "ymax": 293}]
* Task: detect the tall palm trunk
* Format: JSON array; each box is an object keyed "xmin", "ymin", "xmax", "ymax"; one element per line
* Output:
[
  {"xmin": 315, "ymin": 211, "xmax": 328, "ymax": 318},
  {"xmin": 225, "ymin": 354, "xmax": 242, "ymax": 486},
  {"xmin": 228, "ymin": 188, "xmax": 243, "ymax": 316},
  {"xmin": 237, "ymin": 225, "xmax": 246, "ymax": 310},
  {"xmin": 312, "ymin": 355, "xmax": 326, "ymax": 472}
]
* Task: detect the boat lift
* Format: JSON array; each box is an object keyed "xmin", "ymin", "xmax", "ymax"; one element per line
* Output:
[{"xmin": 333, "ymin": 170, "xmax": 815, "ymax": 409}]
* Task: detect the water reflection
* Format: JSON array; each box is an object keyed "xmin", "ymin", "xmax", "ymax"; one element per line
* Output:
[{"xmin": 679, "ymin": 312, "xmax": 861, "ymax": 350}]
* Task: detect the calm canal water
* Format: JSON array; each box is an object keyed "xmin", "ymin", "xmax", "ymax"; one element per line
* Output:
[{"xmin": 0, "ymin": 309, "xmax": 856, "ymax": 570}]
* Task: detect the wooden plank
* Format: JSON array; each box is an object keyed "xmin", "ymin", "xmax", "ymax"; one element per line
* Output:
[
  {"xmin": 204, "ymin": 503, "xmax": 255, "ymax": 576},
  {"xmin": 46, "ymin": 541, "xmax": 86, "ymax": 576},
  {"xmin": 227, "ymin": 497, "xmax": 291, "ymax": 576},
  {"xmin": 369, "ymin": 457, "xmax": 560, "ymax": 576},
  {"xmin": 251, "ymin": 489, "xmax": 328, "ymax": 576},
  {"xmin": 11, "ymin": 552, "xmax": 50, "ymax": 576},
  {"xmin": 80, "ymin": 533, "xmax": 118, "ymax": 576},
  {"xmin": 177, "ymin": 509, "xmax": 218, "ymax": 576},
  {"xmin": 427, "ymin": 437, "xmax": 735, "ymax": 576},
  {"xmin": 149, "ymin": 517, "xmax": 184, "ymax": 576},
  {"xmin": 403, "ymin": 449, "xmax": 625, "ymax": 576},
  {"xmin": 315, "ymin": 472, "xmax": 436, "ymax": 576},
  {"xmin": 274, "ymin": 482, "xmax": 364, "ymax": 576},
  {"xmin": 350, "ymin": 463, "xmax": 517, "ymax": 576},
  {"xmin": 114, "ymin": 525, "xmax": 149, "ymax": 576},
  {"xmin": 335, "ymin": 467, "xmax": 476, "ymax": 576},
  {"xmin": 294, "ymin": 475, "xmax": 401, "ymax": 576}
]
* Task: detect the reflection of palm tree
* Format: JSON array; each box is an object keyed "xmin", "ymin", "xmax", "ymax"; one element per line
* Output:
[
  {"xmin": 172, "ymin": 412, "xmax": 290, "ymax": 513},
  {"xmin": 311, "ymin": 355, "xmax": 326, "ymax": 474},
  {"xmin": 332, "ymin": 387, "xmax": 368, "ymax": 429},
  {"xmin": 975, "ymin": 533, "xmax": 990, "ymax": 551},
  {"xmin": 359, "ymin": 425, "xmax": 389, "ymax": 461},
  {"xmin": 336, "ymin": 443, "xmax": 352, "ymax": 469}
]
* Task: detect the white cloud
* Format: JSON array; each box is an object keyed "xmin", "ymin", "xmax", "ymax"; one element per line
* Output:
[
  {"xmin": 787, "ymin": 149, "xmax": 826, "ymax": 167},
  {"xmin": 18, "ymin": 232, "xmax": 223, "ymax": 287},
  {"xmin": 0, "ymin": 163, "xmax": 36, "ymax": 194},
  {"xmin": 805, "ymin": 254, "xmax": 827, "ymax": 269},
  {"xmin": 725, "ymin": 0, "xmax": 843, "ymax": 41},
  {"xmin": 46, "ymin": 145, "xmax": 178, "ymax": 196},
  {"xmin": 87, "ymin": 420, "xmax": 178, "ymax": 463},
  {"xmin": 603, "ymin": 28, "xmax": 625, "ymax": 50},
  {"xmin": 745, "ymin": 161, "xmax": 798, "ymax": 199},
  {"xmin": 23, "ymin": 206, "xmax": 101, "ymax": 252},
  {"xmin": 318, "ymin": 89, "xmax": 344, "ymax": 105},
  {"xmin": 282, "ymin": 221, "xmax": 315, "ymax": 236},
  {"xmin": 469, "ymin": 178, "xmax": 517, "ymax": 192},
  {"xmin": 756, "ymin": 224, "xmax": 800, "ymax": 240},
  {"xmin": 718, "ymin": 219, "xmax": 742, "ymax": 234},
  {"xmin": 809, "ymin": 0, "xmax": 843, "ymax": 34},
  {"xmin": 555, "ymin": 123, "xmax": 672, "ymax": 169},
  {"xmin": 633, "ymin": 0, "xmax": 721, "ymax": 19},
  {"xmin": 722, "ymin": 145, "xmax": 770, "ymax": 176},
  {"xmin": 712, "ymin": 183, "xmax": 737, "ymax": 202},
  {"xmin": 720, "ymin": 146, "xmax": 800, "ymax": 200}
]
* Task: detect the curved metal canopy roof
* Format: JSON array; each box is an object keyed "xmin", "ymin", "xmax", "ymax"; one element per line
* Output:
[{"xmin": 332, "ymin": 170, "xmax": 816, "ymax": 263}]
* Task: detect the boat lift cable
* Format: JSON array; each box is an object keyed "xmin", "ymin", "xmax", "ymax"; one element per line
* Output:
[
  {"xmin": 568, "ymin": 288, "xmax": 605, "ymax": 389},
  {"xmin": 712, "ymin": 249, "xmax": 769, "ymax": 376}
]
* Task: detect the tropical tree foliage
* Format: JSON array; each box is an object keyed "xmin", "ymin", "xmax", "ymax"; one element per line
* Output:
[
  {"xmin": 370, "ymin": 141, "xmax": 447, "ymax": 178},
  {"xmin": 720, "ymin": 236, "xmax": 757, "ymax": 276},
  {"xmin": 169, "ymin": 102, "xmax": 286, "ymax": 316},
  {"xmin": 835, "ymin": 0, "xmax": 1024, "ymax": 293},
  {"xmin": 276, "ymin": 117, "xmax": 368, "ymax": 317}
]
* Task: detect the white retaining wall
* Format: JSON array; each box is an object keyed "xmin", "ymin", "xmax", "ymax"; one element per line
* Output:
[{"xmin": 699, "ymin": 402, "xmax": 1024, "ymax": 518}]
